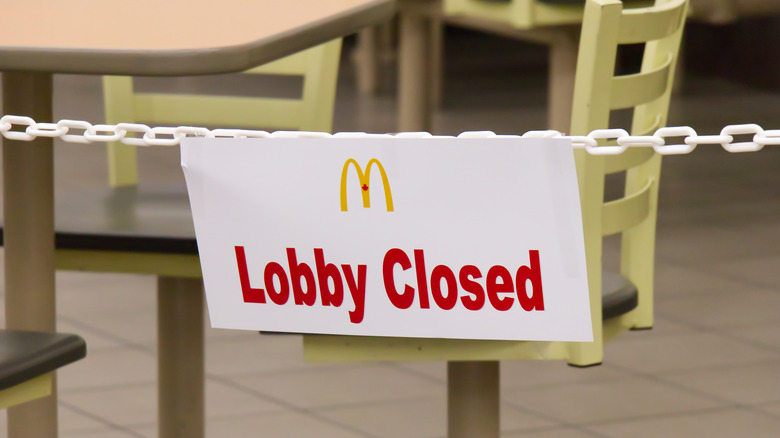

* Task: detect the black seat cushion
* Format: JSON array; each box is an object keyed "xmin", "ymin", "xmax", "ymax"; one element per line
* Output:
[
  {"xmin": 601, "ymin": 271, "xmax": 638, "ymax": 319},
  {"xmin": 0, "ymin": 330, "xmax": 86, "ymax": 391},
  {"xmin": 0, "ymin": 184, "xmax": 198, "ymax": 255}
]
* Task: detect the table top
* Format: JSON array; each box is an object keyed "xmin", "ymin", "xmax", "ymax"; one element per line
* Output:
[{"xmin": 0, "ymin": 0, "xmax": 394, "ymax": 76}]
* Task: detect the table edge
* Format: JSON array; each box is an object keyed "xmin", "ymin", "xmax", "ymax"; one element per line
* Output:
[{"xmin": 0, "ymin": 0, "xmax": 395, "ymax": 76}]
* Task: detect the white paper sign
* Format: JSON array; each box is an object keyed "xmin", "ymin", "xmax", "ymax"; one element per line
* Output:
[{"xmin": 181, "ymin": 137, "xmax": 592, "ymax": 341}]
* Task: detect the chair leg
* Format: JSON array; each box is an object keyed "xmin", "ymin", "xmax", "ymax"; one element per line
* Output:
[
  {"xmin": 158, "ymin": 277, "xmax": 204, "ymax": 438},
  {"xmin": 448, "ymin": 361, "xmax": 499, "ymax": 438}
]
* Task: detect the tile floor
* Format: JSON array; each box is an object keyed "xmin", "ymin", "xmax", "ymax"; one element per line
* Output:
[{"xmin": 1, "ymin": 30, "xmax": 780, "ymax": 437}]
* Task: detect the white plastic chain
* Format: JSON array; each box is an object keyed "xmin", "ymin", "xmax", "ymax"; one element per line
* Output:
[{"xmin": 1, "ymin": 115, "xmax": 779, "ymax": 155}]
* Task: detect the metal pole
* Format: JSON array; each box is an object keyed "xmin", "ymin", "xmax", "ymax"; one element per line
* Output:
[
  {"xmin": 448, "ymin": 361, "xmax": 500, "ymax": 438},
  {"xmin": 158, "ymin": 277, "xmax": 205, "ymax": 438}
]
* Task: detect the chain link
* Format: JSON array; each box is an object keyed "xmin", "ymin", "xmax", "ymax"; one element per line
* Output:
[
  {"xmin": 0, "ymin": 115, "xmax": 778, "ymax": 155},
  {"xmin": 58, "ymin": 119, "xmax": 93, "ymax": 144},
  {"xmin": 586, "ymin": 129, "xmax": 630, "ymax": 155}
]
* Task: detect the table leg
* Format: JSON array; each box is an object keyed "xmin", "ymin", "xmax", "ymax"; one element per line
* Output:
[
  {"xmin": 3, "ymin": 72, "xmax": 57, "ymax": 438},
  {"xmin": 398, "ymin": 7, "xmax": 433, "ymax": 132},
  {"xmin": 548, "ymin": 29, "xmax": 579, "ymax": 133},
  {"xmin": 448, "ymin": 361, "xmax": 499, "ymax": 438},
  {"xmin": 158, "ymin": 277, "xmax": 205, "ymax": 438}
]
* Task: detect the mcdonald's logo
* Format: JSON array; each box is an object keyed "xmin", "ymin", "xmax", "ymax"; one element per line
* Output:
[{"xmin": 340, "ymin": 158, "xmax": 394, "ymax": 212}]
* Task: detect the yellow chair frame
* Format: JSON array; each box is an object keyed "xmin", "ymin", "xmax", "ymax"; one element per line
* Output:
[
  {"xmin": 570, "ymin": 0, "xmax": 688, "ymax": 363},
  {"xmin": 0, "ymin": 374, "xmax": 52, "ymax": 409},
  {"xmin": 305, "ymin": 0, "xmax": 688, "ymax": 366}
]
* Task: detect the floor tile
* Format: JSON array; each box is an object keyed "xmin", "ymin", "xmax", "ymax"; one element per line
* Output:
[
  {"xmin": 62, "ymin": 296, "xmax": 254, "ymax": 350},
  {"xmin": 56, "ymin": 271, "xmax": 156, "ymax": 319},
  {"xmin": 391, "ymin": 361, "xmax": 446, "ymax": 383},
  {"xmin": 233, "ymin": 363, "xmax": 444, "ymax": 409},
  {"xmin": 55, "ymin": 272, "xmax": 157, "ymax": 347},
  {"xmin": 604, "ymin": 331, "xmax": 780, "ymax": 373},
  {"xmin": 754, "ymin": 401, "xmax": 780, "ymax": 418},
  {"xmin": 502, "ymin": 376, "xmax": 725, "ymax": 425},
  {"xmin": 58, "ymin": 401, "xmax": 117, "ymax": 433},
  {"xmin": 588, "ymin": 407, "xmax": 780, "ymax": 438},
  {"xmin": 206, "ymin": 334, "xmax": 312, "ymax": 377},
  {"xmin": 60, "ymin": 427, "xmax": 145, "ymax": 438},
  {"xmin": 392, "ymin": 358, "xmax": 631, "ymax": 391},
  {"xmin": 656, "ymin": 288, "xmax": 780, "ymax": 329},
  {"xmin": 56, "ymin": 317, "xmax": 127, "ymax": 352},
  {"xmin": 709, "ymin": 255, "xmax": 780, "ymax": 290},
  {"xmin": 320, "ymin": 397, "xmax": 557, "ymax": 438},
  {"xmin": 652, "ymin": 262, "xmax": 750, "ymax": 301},
  {"xmin": 727, "ymin": 322, "xmax": 780, "ymax": 351},
  {"xmin": 503, "ymin": 426, "xmax": 607, "ymax": 438},
  {"xmin": 58, "ymin": 347, "xmax": 156, "ymax": 391},
  {"xmin": 67, "ymin": 310, "xmax": 156, "ymax": 348},
  {"xmin": 134, "ymin": 411, "xmax": 368, "ymax": 438},
  {"xmin": 501, "ymin": 360, "xmax": 628, "ymax": 389},
  {"xmin": 606, "ymin": 316, "xmax": 695, "ymax": 342},
  {"xmin": 658, "ymin": 360, "xmax": 780, "ymax": 405},
  {"xmin": 59, "ymin": 379, "xmax": 283, "ymax": 428},
  {"xmin": 655, "ymin": 223, "xmax": 776, "ymax": 264},
  {"xmin": 1, "ymin": 406, "xmax": 136, "ymax": 437},
  {"xmin": 60, "ymin": 384, "xmax": 156, "ymax": 429},
  {"xmin": 205, "ymin": 323, "xmax": 257, "ymax": 342}
]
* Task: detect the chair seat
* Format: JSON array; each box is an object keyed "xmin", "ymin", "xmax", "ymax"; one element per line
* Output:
[
  {"xmin": 0, "ymin": 184, "xmax": 198, "ymax": 255},
  {"xmin": 0, "ymin": 330, "xmax": 86, "ymax": 391},
  {"xmin": 0, "ymin": 183, "xmax": 638, "ymax": 319}
]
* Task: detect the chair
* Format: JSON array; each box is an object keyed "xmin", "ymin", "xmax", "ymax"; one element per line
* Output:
[
  {"xmin": 0, "ymin": 330, "xmax": 86, "ymax": 409},
  {"xmin": 304, "ymin": 0, "xmax": 687, "ymax": 435},
  {"xmin": 3, "ymin": 38, "xmax": 342, "ymax": 437},
  {"xmin": 104, "ymin": 39, "xmax": 342, "ymax": 186}
]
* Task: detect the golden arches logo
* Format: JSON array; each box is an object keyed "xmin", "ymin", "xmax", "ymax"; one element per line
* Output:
[{"xmin": 340, "ymin": 158, "xmax": 394, "ymax": 212}]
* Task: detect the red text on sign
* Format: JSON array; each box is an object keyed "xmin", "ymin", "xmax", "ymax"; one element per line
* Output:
[
  {"xmin": 235, "ymin": 246, "xmax": 367, "ymax": 323},
  {"xmin": 382, "ymin": 249, "xmax": 545, "ymax": 312}
]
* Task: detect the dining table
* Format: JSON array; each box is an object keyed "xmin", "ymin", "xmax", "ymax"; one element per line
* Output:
[{"xmin": 0, "ymin": 1, "xmax": 394, "ymax": 437}]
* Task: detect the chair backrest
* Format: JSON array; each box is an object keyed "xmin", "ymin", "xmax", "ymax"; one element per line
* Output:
[
  {"xmin": 568, "ymin": 0, "xmax": 688, "ymax": 365},
  {"xmin": 103, "ymin": 39, "xmax": 343, "ymax": 187}
]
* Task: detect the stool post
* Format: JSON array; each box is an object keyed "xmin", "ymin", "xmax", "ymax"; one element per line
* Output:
[
  {"xmin": 448, "ymin": 361, "xmax": 500, "ymax": 438},
  {"xmin": 3, "ymin": 71, "xmax": 57, "ymax": 438},
  {"xmin": 158, "ymin": 277, "xmax": 205, "ymax": 438}
]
